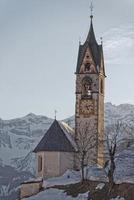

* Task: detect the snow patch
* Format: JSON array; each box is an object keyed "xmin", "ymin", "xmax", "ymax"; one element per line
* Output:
[
  {"xmin": 95, "ymin": 183, "xmax": 105, "ymax": 190},
  {"xmin": 110, "ymin": 197, "xmax": 125, "ymax": 200},
  {"xmin": 23, "ymin": 188, "xmax": 79, "ymax": 200},
  {"xmin": 44, "ymin": 170, "xmax": 80, "ymax": 188}
]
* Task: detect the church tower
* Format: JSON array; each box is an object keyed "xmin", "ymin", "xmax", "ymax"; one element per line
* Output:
[{"xmin": 75, "ymin": 14, "xmax": 106, "ymax": 166}]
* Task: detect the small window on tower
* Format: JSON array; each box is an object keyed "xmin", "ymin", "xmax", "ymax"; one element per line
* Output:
[
  {"xmin": 38, "ymin": 155, "xmax": 42, "ymax": 172},
  {"xmin": 85, "ymin": 63, "xmax": 90, "ymax": 72},
  {"xmin": 100, "ymin": 79, "xmax": 103, "ymax": 94}
]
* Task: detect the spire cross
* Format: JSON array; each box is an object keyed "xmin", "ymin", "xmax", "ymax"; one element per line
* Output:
[
  {"xmin": 54, "ymin": 110, "xmax": 57, "ymax": 120},
  {"xmin": 79, "ymin": 36, "xmax": 81, "ymax": 45},
  {"xmin": 90, "ymin": 0, "xmax": 94, "ymax": 18},
  {"xmin": 100, "ymin": 37, "xmax": 103, "ymax": 45}
]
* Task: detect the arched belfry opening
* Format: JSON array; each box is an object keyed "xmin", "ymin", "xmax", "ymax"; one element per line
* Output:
[{"xmin": 82, "ymin": 77, "xmax": 92, "ymax": 98}]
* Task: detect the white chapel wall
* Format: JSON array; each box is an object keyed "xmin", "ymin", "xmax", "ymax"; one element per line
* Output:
[{"xmin": 59, "ymin": 152, "xmax": 74, "ymax": 175}]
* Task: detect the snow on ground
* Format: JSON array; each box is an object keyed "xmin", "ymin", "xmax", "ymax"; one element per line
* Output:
[
  {"xmin": 22, "ymin": 170, "xmax": 88, "ymax": 200},
  {"xmin": 95, "ymin": 183, "xmax": 105, "ymax": 190},
  {"xmin": 44, "ymin": 170, "xmax": 80, "ymax": 188},
  {"xmin": 22, "ymin": 145, "xmax": 134, "ymax": 200},
  {"xmin": 43, "ymin": 166, "xmax": 107, "ymax": 189},
  {"xmin": 110, "ymin": 197, "xmax": 125, "ymax": 200},
  {"xmin": 22, "ymin": 160, "xmax": 133, "ymax": 200},
  {"xmin": 86, "ymin": 165, "xmax": 108, "ymax": 182},
  {"xmin": 23, "ymin": 188, "xmax": 88, "ymax": 200},
  {"xmin": 77, "ymin": 191, "xmax": 89, "ymax": 199}
]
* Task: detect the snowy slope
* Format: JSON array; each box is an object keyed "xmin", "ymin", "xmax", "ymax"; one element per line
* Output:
[
  {"xmin": 23, "ymin": 188, "xmax": 88, "ymax": 200},
  {"xmin": 0, "ymin": 164, "xmax": 34, "ymax": 200}
]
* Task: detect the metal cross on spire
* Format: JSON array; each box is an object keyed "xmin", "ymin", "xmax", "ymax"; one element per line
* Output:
[
  {"xmin": 79, "ymin": 36, "xmax": 81, "ymax": 46},
  {"xmin": 100, "ymin": 37, "xmax": 103, "ymax": 45},
  {"xmin": 90, "ymin": 0, "xmax": 94, "ymax": 18},
  {"xmin": 54, "ymin": 110, "xmax": 57, "ymax": 120}
]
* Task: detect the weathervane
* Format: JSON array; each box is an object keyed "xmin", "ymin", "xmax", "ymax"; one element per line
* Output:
[
  {"xmin": 79, "ymin": 36, "xmax": 81, "ymax": 46},
  {"xmin": 90, "ymin": 0, "xmax": 94, "ymax": 18},
  {"xmin": 54, "ymin": 110, "xmax": 57, "ymax": 120},
  {"xmin": 100, "ymin": 37, "xmax": 103, "ymax": 45}
]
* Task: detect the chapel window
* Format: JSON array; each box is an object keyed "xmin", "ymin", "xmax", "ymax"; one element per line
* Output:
[{"xmin": 38, "ymin": 155, "xmax": 42, "ymax": 172}]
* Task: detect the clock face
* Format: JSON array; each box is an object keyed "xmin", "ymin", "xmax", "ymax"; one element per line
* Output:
[{"xmin": 80, "ymin": 100, "xmax": 94, "ymax": 116}]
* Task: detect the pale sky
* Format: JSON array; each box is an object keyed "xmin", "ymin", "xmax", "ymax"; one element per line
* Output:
[{"xmin": 0, "ymin": 0, "xmax": 134, "ymax": 120}]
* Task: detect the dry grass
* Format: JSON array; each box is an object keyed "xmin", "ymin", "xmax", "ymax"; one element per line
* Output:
[{"xmin": 52, "ymin": 180, "xmax": 134, "ymax": 200}]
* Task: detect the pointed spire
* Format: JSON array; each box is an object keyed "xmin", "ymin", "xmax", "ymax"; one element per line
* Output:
[
  {"xmin": 76, "ymin": 1, "xmax": 105, "ymax": 73},
  {"xmin": 86, "ymin": 16, "xmax": 97, "ymax": 45},
  {"xmin": 85, "ymin": 1, "xmax": 97, "ymax": 45}
]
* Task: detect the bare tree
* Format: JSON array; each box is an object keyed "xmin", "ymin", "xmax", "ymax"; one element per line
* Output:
[
  {"xmin": 104, "ymin": 120, "xmax": 125, "ymax": 195},
  {"xmin": 75, "ymin": 120, "xmax": 96, "ymax": 182}
]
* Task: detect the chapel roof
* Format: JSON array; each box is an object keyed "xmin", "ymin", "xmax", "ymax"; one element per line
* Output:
[{"xmin": 33, "ymin": 120, "xmax": 77, "ymax": 153}]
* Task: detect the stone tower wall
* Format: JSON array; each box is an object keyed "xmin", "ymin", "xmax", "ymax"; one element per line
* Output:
[{"xmin": 75, "ymin": 47, "xmax": 105, "ymax": 167}]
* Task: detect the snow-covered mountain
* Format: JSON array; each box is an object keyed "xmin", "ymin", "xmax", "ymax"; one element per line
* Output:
[
  {"xmin": 0, "ymin": 103, "xmax": 134, "ymax": 200},
  {"xmin": 105, "ymin": 102, "xmax": 134, "ymax": 125},
  {"xmin": 0, "ymin": 113, "xmax": 53, "ymax": 165}
]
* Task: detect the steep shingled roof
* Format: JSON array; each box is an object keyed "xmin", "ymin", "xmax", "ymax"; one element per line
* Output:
[
  {"xmin": 33, "ymin": 120, "xmax": 77, "ymax": 153},
  {"xmin": 76, "ymin": 17, "xmax": 102, "ymax": 74}
]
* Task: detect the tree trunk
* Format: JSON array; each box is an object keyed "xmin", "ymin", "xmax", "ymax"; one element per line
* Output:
[
  {"xmin": 107, "ymin": 156, "xmax": 115, "ymax": 197},
  {"xmin": 81, "ymin": 152, "xmax": 85, "ymax": 182}
]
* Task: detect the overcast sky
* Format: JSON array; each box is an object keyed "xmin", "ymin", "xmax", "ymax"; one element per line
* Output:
[{"xmin": 0, "ymin": 0, "xmax": 134, "ymax": 120}]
